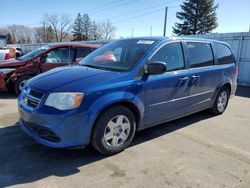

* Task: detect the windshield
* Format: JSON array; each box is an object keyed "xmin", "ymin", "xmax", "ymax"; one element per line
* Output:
[
  {"xmin": 19, "ymin": 46, "xmax": 50, "ymax": 61},
  {"xmin": 79, "ymin": 39, "xmax": 158, "ymax": 71}
]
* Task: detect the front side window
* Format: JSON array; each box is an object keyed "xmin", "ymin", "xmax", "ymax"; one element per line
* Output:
[
  {"xmin": 187, "ymin": 42, "xmax": 213, "ymax": 68},
  {"xmin": 151, "ymin": 42, "xmax": 185, "ymax": 71},
  {"xmin": 79, "ymin": 39, "xmax": 158, "ymax": 72},
  {"xmin": 44, "ymin": 47, "xmax": 70, "ymax": 64},
  {"xmin": 214, "ymin": 43, "xmax": 234, "ymax": 64}
]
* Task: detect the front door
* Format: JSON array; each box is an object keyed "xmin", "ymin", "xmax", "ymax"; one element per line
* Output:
[{"xmin": 145, "ymin": 42, "xmax": 189, "ymax": 126}]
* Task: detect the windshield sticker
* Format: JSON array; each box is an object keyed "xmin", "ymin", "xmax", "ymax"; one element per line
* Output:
[{"xmin": 137, "ymin": 40, "xmax": 155, "ymax": 45}]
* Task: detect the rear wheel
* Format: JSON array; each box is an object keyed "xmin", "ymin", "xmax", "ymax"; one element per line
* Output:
[
  {"xmin": 91, "ymin": 105, "xmax": 136, "ymax": 155},
  {"xmin": 210, "ymin": 87, "xmax": 229, "ymax": 115},
  {"xmin": 14, "ymin": 76, "xmax": 32, "ymax": 95}
]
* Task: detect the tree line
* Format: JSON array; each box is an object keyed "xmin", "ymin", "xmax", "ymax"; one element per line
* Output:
[
  {"xmin": 0, "ymin": 13, "xmax": 116, "ymax": 44},
  {"xmin": 0, "ymin": 0, "xmax": 218, "ymax": 44}
]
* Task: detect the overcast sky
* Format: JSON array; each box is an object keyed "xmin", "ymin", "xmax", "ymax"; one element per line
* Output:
[{"xmin": 0, "ymin": 0, "xmax": 249, "ymax": 38}]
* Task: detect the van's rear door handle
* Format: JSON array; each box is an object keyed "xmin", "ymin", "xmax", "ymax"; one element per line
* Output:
[{"xmin": 189, "ymin": 75, "xmax": 200, "ymax": 85}]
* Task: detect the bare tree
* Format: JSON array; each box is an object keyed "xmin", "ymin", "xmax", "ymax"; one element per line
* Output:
[
  {"xmin": 98, "ymin": 20, "xmax": 116, "ymax": 40},
  {"xmin": 0, "ymin": 25, "xmax": 40, "ymax": 44},
  {"xmin": 44, "ymin": 13, "xmax": 73, "ymax": 42}
]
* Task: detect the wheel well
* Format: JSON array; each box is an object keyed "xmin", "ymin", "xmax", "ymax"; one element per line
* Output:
[
  {"xmin": 94, "ymin": 101, "xmax": 141, "ymax": 131},
  {"xmin": 223, "ymin": 83, "xmax": 231, "ymax": 95}
]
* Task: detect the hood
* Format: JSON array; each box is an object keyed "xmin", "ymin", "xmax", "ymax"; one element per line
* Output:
[
  {"xmin": 0, "ymin": 59, "xmax": 26, "ymax": 68},
  {"xmin": 27, "ymin": 66, "xmax": 124, "ymax": 93}
]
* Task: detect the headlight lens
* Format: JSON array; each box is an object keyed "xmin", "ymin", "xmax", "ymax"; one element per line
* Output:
[
  {"xmin": 0, "ymin": 68, "xmax": 16, "ymax": 74},
  {"xmin": 45, "ymin": 92, "xmax": 84, "ymax": 110}
]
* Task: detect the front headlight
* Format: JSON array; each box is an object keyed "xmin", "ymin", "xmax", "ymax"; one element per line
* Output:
[
  {"xmin": 45, "ymin": 92, "xmax": 84, "ymax": 110},
  {"xmin": 0, "ymin": 68, "xmax": 16, "ymax": 74}
]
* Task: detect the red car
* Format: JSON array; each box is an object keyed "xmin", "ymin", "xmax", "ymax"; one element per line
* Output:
[{"xmin": 0, "ymin": 43, "xmax": 99, "ymax": 94}]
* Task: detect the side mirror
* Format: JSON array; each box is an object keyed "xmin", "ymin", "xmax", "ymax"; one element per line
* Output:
[{"xmin": 144, "ymin": 61, "xmax": 166, "ymax": 75}]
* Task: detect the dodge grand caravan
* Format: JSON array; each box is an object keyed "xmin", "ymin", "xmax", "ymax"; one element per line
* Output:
[
  {"xmin": 18, "ymin": 37, "xmax": 238, "ymax": 155},
  {"xmin": 0, "ymin": 43, "xmax": 99, "ymax": 94}
]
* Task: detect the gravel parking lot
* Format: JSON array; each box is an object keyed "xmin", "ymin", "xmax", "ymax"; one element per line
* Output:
[{"xmin": 0, "ymin": 87, "xmax": 250, "ymax": 188}]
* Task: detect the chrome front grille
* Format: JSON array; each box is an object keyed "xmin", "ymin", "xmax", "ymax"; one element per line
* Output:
[
  {"xmin": 23, "ymin": 87, "xmax": 43, "ymax": 108},
  {"xmin": 30, "ymin": 89, "xmax": 43, "ymax": 99}
]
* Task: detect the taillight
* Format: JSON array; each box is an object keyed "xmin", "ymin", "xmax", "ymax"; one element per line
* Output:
[{"xmin": 5, "ymin": 53, "xmax": 10, "ymax": 60}]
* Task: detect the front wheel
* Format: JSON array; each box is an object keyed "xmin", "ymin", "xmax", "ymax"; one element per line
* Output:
[
  {"xmin": 91, "ymin": 105, "xmax": 136, "ymax": 155},
  {"xmin": 210, "ymin": 87, "xmax": 229, "ymax": 115}
]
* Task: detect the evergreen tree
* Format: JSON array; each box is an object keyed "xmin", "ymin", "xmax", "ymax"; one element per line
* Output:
[
  {"xmin": 82, "ymin": 14, "xmax": 92, "ymax": 40},
  {"xmin": 72, "ymin": 13, "xmax": 84, "ymax": 41},
  {"xmin": 173, "ymin": 0, "xmax": 218, "ymax": 35},
  {"xmin": 91, "ymin": 20, "xmax": 101, "ymax": 40}
]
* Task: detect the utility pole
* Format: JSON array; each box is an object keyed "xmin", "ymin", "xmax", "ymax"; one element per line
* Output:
[
  {"xmin": 150, "ymin": 26, "xmax": 152, "ymax": 36},
  {"xmin": 43, "ymin": 21, "xmax": 47, "ymax": 42},
  {"xmin": 163, "ymin": 6, "xmax": 168, "ymax": 36},
  {"xmin": 131, "ymin": 28, "xmax": 134, "ymax": 38}
]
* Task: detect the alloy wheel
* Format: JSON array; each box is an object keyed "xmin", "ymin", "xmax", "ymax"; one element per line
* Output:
[
  {"xmin": 217, "ymin": 91, "xmax": 228, "ymax": 113},
  {"xmin": 104, "ymin": 115, "xmax": 131, "ymax": 148}
]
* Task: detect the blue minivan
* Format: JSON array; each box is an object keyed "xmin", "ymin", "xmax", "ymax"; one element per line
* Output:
[{"xmin": 18, "ymin": 37, "xmax": 238, "ymax": 155}]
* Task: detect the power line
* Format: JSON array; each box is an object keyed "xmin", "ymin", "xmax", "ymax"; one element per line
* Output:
[
  {"xmin": 89, "ymin": 0, "xmax": 140, "ymax": 15},
  {"xmin": 84, "ymin": 0, "xmax": 121, "ymax": 12},
  {"xmin": 106, "ymin": 0, "xmax": 180, "ymax": 20},
  {"xmin": 113, "ymin": 8, "xmax": 165, "ymax": 24},
  {"xmin": 107, "ymin": 3, "xmax": 166, "ymax": 19},
  {"xmin": 113, "ymin": 5, "xmax": 179, "ymax": 24}
]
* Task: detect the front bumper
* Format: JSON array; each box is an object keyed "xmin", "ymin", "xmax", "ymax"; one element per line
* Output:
[{"xmin": 18, "ymin": 95, "xmax": 93, "ymax": 148}]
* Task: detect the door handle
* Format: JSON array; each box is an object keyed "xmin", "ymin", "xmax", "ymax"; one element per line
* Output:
[
  {"xmin": 176, "ymin": 77, "xmax": 188, "ymax": 87},
  {"xmin": 179, "ymin": 77, "xmax": 189, "ymax": 81},
  {"xmin": 192, "ymin": 75, "xmax": 200, "ymax": 79},
  {"xmin": 189, "ymin": 75, "xmax": 200, "ymax": 85}
]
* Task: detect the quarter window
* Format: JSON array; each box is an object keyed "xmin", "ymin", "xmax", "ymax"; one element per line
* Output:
[
  {"xmin": 214, "ymin": 43, "xmax": 234, "ymax": 64},
  {"xmin": 187, "ymin": 42, "xmax": 213, "ymax": 68},
  {"xmin": 151, "ymin": 42, "xmax": 185, "ymax": 71}
]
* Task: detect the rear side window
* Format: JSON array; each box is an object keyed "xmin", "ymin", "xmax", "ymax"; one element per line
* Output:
[
  {"xmin": 187, "ymin": 42, "xmax": 213, "ymax": 68},
  {"xmin": 214, "ymin": 43, "xmax": 234, "ymax": 64},
  {"xmin": 151, "ymin": 42, "xmax": 185, "ymax": 71}
]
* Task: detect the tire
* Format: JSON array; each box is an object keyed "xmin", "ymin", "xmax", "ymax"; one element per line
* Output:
[
  {"xmin": 6, "ymin": 82, "xmax": 15, "ymax": 94},
  {"xmin": 91, "ymin": 105, "xmax": 136, "ymax": 155},
  {"xmin": 14, "ymin": 75, "xmax": 32, "ymax": 95},
  {"xmin": 210, "ymin": 87, "xmax": 229, "ymax": 115}
]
